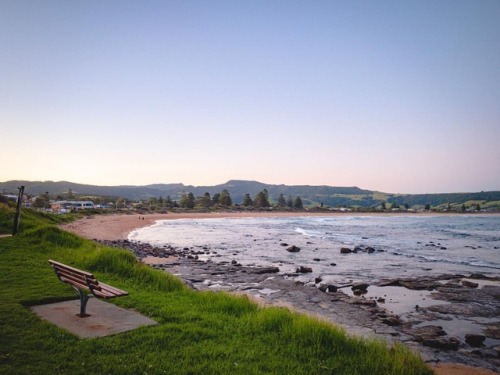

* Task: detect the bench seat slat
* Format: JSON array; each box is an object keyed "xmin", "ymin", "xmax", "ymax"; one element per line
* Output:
[
  {"xmin": 91, "ymin": 288, "xmax": 125, "ymax": 298},
  {"xmin": 97, "ymin": 282, "xmax": 128, "ymax": 297}
]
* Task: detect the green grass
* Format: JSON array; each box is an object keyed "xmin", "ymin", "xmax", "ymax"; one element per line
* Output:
[
  {"xmin": 482, "ymin": 200, "xmax": 500, "ymax": 209},
  {"xmin": 0, "ymin": 201, "xmax": 15, "ymax": 234},
  {"xmin": 0, "ymin": 205, "xmax": 433, "ymax": 374},
  {"xmin": 372, "ymin": 192, "xmax": 389, "ymax": 201},
  {"xmin": 463, "ymin": 200, "xmax": 486, "ymax": 206}
]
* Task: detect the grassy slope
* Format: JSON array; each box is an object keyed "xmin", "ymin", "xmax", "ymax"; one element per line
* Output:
[{"xmin": 0, "ymin": 206, "xmax": 433, "ymax": 375}]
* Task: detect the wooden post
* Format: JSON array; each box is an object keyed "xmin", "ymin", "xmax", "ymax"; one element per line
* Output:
[{"xmin": 12, "ymin": 186, "xmax": 24, "ymax": 236}]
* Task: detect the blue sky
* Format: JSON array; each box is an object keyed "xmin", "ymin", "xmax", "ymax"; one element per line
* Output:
[{"xmin": 1, "ymin": 1, "xmax": 499, "ymax": 193}]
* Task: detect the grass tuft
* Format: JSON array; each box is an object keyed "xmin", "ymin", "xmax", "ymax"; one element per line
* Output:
[
  {"xmin": 22, "ymin": 225, "xmax": 85, "ymax": 248},
  {"xmin": 196, "ymin": 291, "xmax": 258, "ymax": 317},
  {"xmin": 81, "ymin": 247, "xmax": 186, "ymax": 292},
  {"xmin": 253, "ymin": 306, "xmax": 294, "ymax": 333}
]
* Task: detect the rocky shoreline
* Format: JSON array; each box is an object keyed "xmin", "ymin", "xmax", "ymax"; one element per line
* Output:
[{"xmin": 99, "ymin": 239, "xmax": 500, "ymax": 372}]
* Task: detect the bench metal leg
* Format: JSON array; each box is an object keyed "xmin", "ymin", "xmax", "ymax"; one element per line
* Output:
[{"xmin": 71, "ymin": 286, "xmax": 91, "ymax": 317}]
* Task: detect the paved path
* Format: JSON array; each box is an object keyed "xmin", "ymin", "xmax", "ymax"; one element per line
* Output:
[{"xmin": 31, "ymin": 299, "xmax": 157, "ymax": 338}]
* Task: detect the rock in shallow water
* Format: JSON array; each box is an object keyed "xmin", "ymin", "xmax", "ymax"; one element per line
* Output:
[
  {"xmin": 318, "ymin": 284, "xmax": 338, "ymax": 293},
  {"xmin": 462, "ymin": 280, "xmax": 479, "ymax": 288},
  {"xmin": 352, "ymin": 283, "xmax": 369, "ymax": 292},
  {"xmin": 296, "ymin": 266, "xmax": 312, "ymax": 273},
  {"xmin": 251, "ymin": 267, "xmax": 280, "ymax": 274},
  {"xmin": 465, "ymin": 333, "xmax": 486, "ymax": 347},
  {"xmin": 410, "ymin": 325, "xmax": 447, "ymax": 340},
  {"xmin": 423, "ymin": 337, "xmax": 460, "ymax": 350},
  {"xmin": 286, "ymin": 245, "xmax": 301, "ymax": 252}
]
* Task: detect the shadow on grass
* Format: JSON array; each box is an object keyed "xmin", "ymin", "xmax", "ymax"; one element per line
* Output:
[{"xmin": 20, "ymin": 296, "xmax": 78, "ymax": 307}]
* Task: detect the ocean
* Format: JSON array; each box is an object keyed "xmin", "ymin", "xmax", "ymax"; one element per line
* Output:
[{"xmin": 128, "ymin": 214, "xmax": 500, "ymax": 285}]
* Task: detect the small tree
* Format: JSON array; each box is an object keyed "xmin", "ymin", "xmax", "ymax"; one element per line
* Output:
[
  {"xmin": 32, "ymin": 196, "xmax": 47, "ymax": 208},
  {"xmin": 219, "ymin": 189, "xmax": 232, "ymax": 207},
  {"xmin": 187, "ymin": 192, "xmax": 195, "ymax": 209},
  {"xmin": 277, "ymin": 193, "xmax": 286, "ymax": 207},
  {"xmin": 180, "ymin": 192, "xmax": 195, "ymax": 209},
  {"xmin": 148, "ymin": 197, "xmax": 158, "ymax": 209},
  {"xmin": 287, "ymin": 195, "xmax": 294, "ymax": 208},
  {"xmin": 116, "ymin": 197, "xmax": 126, "ymax": 209},
  {"xmin": 212, "ymin": 193, "xmax": 221, "ymax": 205},
  {"xmin": 242, "ymin": 193, "xmax": 253, "ymax": 207},
  {"xmin": 165, "ymin": 195, "xmax": 173, "ymax": 208},
  {"xmin": 254, "ymin": 190, "xmax": 270, "ymax": 208},
  {"xmin": 43, "ymin": 192, "xmax": 50, "ymax": 208},
  {"xmin": 195, "ymin": 192, "xmax": 212, "ymax": 208},
  {"xmin": 294, "ymin": 196, "xmax": 303, "ymax": 209},
  {"xmin": 425, "ymin": 204, "xmax": 431, "ymax": 211}
]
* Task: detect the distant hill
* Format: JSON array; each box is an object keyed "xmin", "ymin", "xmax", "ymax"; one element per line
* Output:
[{"xmin": 1, "ymin": 179, "xmax": 499, "ymax": 209}]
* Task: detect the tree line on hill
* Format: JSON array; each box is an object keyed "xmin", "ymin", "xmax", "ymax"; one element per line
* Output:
[
  {"xmin": 0, "ymin": 180, "xmax": 372, "ymax": 207},
  {"xmin": 139, "ymin": 189, "xmax": 304, "ymax": 211}
]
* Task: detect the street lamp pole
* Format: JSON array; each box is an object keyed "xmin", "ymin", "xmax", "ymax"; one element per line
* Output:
[{"xmin": 12, "ymin": 186, "xmax": 25, "ymax": 235}]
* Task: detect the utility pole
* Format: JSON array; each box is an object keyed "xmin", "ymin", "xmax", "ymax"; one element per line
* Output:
[{"xmin": 12, "ymin": 186, "xmax": 25, "ymax": 236}]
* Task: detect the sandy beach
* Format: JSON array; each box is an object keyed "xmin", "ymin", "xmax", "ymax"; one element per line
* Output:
[{"xmin": 60, "ymin": 212, "xmax": 499, "ymax": 375}]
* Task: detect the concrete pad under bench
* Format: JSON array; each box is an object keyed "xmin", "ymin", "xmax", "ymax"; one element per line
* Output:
[{"xmin": 31, "ymin": 298, "xmax": 157, "ymax": 338}]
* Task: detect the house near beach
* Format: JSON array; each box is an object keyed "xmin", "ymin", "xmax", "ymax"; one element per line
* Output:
[{"xmin": 51, "ymin": 200, "xmax": 95, "ymax": 212}]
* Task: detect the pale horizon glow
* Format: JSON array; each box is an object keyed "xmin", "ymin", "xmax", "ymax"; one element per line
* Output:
[{"xmin": 1, "ymin": 1, "xmax": 499, "ymax": 194}]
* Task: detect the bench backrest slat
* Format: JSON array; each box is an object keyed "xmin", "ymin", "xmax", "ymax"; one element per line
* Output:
[
  {"xmin": 49, "ymin": 260, "xmax": 102, "ymax": 291},
  {"xmin": 50, "ymin": 266, "xmax": 101, "ymax": 291},
  {"xmin": 49, "ymin": 259, "xmax": 127, "ymax": 299},
  {"xmin": 49, "ymin": 260, "xmax": 94, "ymax": 277},
  {"xmin": 54, "ymin": 269, "xmax": 100, "ymax": 288},
  {"xmin": 58, "ymin": 277, "xmax": 89, "ymax": 292}
]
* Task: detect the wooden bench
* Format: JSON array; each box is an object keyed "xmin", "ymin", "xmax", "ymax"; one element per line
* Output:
[{"xmin": 48, "ymin": 259, "xmax": 128, "ymax": 317}]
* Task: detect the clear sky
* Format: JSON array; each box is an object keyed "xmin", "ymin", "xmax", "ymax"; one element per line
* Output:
[{"xmin": 1, "ymin": 1, "xmax": 499, "ymax": 194}]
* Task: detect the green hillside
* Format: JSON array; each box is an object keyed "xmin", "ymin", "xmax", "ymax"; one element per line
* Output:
[{"xmin": 388, "ymin": 191, "xmax": 500, "ymax": 209}]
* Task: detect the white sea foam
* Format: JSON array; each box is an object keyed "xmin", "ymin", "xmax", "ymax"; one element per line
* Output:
[{"xmin": 294, "ymin": 227, "xmax": 323, "ymax": 237}]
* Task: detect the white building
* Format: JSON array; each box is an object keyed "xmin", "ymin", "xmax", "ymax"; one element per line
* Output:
[{"xmin": 51, "ymin": 200, "xmax": 95, "ymax": 211}]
